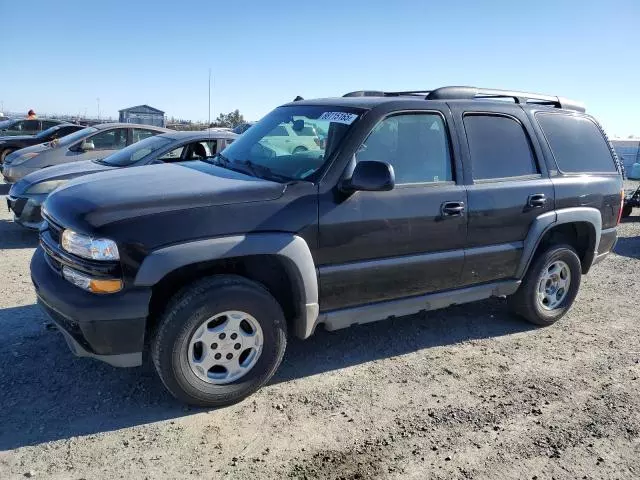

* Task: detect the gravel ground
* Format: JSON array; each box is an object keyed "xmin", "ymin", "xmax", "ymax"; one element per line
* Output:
[{"xmin": 0, "ymin": 181, "xmax": 639, "ymax": 480}]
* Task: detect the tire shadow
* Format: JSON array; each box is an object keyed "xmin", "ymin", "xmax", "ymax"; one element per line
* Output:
[{"xmin": 0, "ymin": 219, "xmax": 39, "ymax": 249}]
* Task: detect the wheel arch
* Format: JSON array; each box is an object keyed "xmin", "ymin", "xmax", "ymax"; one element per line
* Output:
[
  {"xmin": 135, "ymin": 234, "xmax": 319, "ymax": 340},
  {"xmin": 517, "ymin": 207, "xmax": 602, "ymax": 278}
]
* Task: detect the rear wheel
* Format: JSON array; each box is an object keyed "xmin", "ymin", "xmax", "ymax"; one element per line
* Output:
[
  {"xmin": 152, "ymin": 275, "xmax": 287, "ymax": 407},
  {"xmin": 621, "ymin": 203, "xmax": 633, "ymax": 218},
  {"xmin": 508, "ymin": 244, "xmax": 581, "ymax": 326}
]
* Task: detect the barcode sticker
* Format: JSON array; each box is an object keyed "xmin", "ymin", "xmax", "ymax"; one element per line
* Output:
[{"xmin": 318, "ymin": 112, "xmax": 358, "ymax": 124}]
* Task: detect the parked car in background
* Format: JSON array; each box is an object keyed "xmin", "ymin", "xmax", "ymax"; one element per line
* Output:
[
  {"xmin": 232, "ymin": 122, "xmax": 256, "ymax": 134},
  {"xmin": 0, "ymin": 123, "xmax": 84, "ymax": 163},
  {"xmin": 1, "ymin": 123, "xmax": 168, "ymax": 183},
  {"xmin": 0, "ymin": 118, "xmax": 65, "ymax": 136},
  {"xmin": 260, "ymin": 121, "xmax": 322, "ymax": 154},
  {"xmin": 7, "ymin": 130, "xmax": 237, "ymax": 229}
]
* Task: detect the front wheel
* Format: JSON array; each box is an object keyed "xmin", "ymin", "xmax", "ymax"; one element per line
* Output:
[
  {"xmin": 508, "ymin": 244, "xmax": 582, "ymax": 326},
  {"xmin": 152, "ymin": 275, "xmax": 287, "ymax": 407},
  {"xmin": 621, "ymin": 203, "xmax": 633, "ymax": 218}
]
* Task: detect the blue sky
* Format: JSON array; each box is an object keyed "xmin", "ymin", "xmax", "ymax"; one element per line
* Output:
[{"xmin": 1, "ymin": 0, "xmax": 638, "ymax": 136}]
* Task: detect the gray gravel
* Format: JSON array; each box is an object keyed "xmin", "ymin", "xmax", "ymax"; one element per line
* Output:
[{"xmin": 0, "ymin": 181, "xmax": 639, "ymax": 479}]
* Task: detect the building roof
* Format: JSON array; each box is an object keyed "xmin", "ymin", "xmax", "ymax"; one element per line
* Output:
[{"xmin": 118, "ymin": 104, "xmax": 165, "ymax": 115}]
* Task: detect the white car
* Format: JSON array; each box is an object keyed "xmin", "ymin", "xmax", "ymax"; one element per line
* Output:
[{"xmin": 260, "ymin": 123, "xmax": 322, "ymax": 154}]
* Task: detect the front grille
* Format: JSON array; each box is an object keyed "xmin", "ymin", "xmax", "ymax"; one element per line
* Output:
[{"xmin": 41, "ymin": 211, "xmax": 63, "ymax": 245}]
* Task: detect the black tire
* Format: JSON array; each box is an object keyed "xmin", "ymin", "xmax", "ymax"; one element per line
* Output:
[
  {"xmin": 508, "ymin": 244, "xmax": 582, "ymax": 326},
  {"xmin": 0, "ymin": 149, "xmax": 14, "ymax": 164},
  {"xmin": 621, "ymin": 203, "xmax": 633, "ymax": 218},
  {"xmin": 152, "ymin": 275, "xmax": 287, "ymax": 407}
]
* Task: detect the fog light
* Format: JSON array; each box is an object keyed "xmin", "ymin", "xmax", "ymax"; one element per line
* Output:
[{"xmin": 62, "ymin": 266, "xmax": 122, "ymax": 294}]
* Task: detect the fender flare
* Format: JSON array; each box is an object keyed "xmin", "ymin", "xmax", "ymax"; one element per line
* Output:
[
  {"xmin": 134, "ymin": 234, "xmax": 319, "ymax": 339},
  {"xmin": 516, "ymin": 207, "xmax": 602, "ymax": 278}
]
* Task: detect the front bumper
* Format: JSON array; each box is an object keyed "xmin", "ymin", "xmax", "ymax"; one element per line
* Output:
[
  {"xmin": 31, "ymin": 247, "xmax": 152, "ymax": 367},
  {"xmin": 1, "ymin": 164, "xmax": 35, "ymax": 183},
  {"xmin": 7, "ymin": 194, "xmax": 44, "ymax": 229}
]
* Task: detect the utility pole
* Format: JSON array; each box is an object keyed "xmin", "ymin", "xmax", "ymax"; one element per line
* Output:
[
  {"xmin": 208, "ymin": 68, "xmax": 212, "ymax": 127},
  {"xmin": 97, "ymin": 98, "xmax": 100, "ymax": 120}
]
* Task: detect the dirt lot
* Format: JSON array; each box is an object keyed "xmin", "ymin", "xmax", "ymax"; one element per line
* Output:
[{"xmin": 0, "ymin": 181, "xmax": 639, "ymax": 480}]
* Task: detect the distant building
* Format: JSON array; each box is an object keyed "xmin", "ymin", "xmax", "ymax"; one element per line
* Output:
[
  {"xmin": 119, "ymin": 105, "xmax": 165, "ymax": 127},
  {"xmin": 611, "ymin": 138, "xmax": 640, "ymax": 172}
]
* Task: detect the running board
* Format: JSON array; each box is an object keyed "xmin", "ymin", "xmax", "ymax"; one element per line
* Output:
[{"xmin": 315, "ymin": 280, "xmax": 521, "ymax": 332}]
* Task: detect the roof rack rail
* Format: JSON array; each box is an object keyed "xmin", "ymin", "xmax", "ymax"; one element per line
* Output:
[
  {"xmin": 343, "ymin": 87, "xmax": 585, "ymax": 112},
  {"xmin": 425, "ymin": 86, "xmax": 585, "ymax": 112}
]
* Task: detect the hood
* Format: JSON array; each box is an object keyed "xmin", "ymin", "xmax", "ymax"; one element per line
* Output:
[
  {"xmin": 11, "ymin": 160, "xmax": 117, "ymax": 195},
  {"xmin": 44, "ymin": 161, "xmax": 287, "ymax": 230},
  {"xmin": 4, "ymin": 142, "xmax": 53, "ymax": 164}
]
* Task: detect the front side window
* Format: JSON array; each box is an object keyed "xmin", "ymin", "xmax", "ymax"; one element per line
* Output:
[
  {"xmin": 158, "ymin": 145, "xmax": 185, "ymax": 162},
  {"xmin": 88, "ymin": 128, "xmax": 128, "ymax": 150},
  {"xmin": 101, "ymin": 135, "xmax": 173, "ymax": 166},
  {"xmin": 356, "ymin": 113, "xmax": 453, "ymax": 184},
  {"xmin": 464, "ymin": 114, "xmax": 538, "ymax": 180},
  {"xmin": 219, "ymin": 105, "xmax": 362, "ymax": 181},
  {"xmin": 536, "ymin": 113, "xmax": 617, "ymax": 173}
]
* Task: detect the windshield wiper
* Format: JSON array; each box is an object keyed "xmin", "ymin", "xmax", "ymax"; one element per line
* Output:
[{"xmin": 233, "ymin": 160, "xmax": 291, "ymax": 182}]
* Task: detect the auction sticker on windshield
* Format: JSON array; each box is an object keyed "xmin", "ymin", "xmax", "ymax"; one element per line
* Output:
[{"xmin": 318, "ymin": 112, "xmax": 359, "ymax": 124}]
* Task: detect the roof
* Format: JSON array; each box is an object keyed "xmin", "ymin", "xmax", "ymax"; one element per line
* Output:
[
  {"xmin": 118, "ymin": 104, "xmax": 165, "ymax": 115},
  {"xmin": 158, "ymin": 130, "xmax": 239, "ymax": 140},
  {"xmin": 92, "ymin": 123, "xmax": 169, "ymax": 132}
]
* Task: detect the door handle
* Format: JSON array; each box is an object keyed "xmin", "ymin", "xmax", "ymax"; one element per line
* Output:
[
  {"xmin": 441, "ymin": 201, "xmax": 465, "ymax": 217},
  {"xmin": 528, "ymin": 194, "xmax": 547, "ymax": 208}
]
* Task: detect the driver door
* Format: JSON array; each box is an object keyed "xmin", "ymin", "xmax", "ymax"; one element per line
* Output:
[{"xmin": 317, "ymin": 110, "xmax": 467, "ymax": 311}]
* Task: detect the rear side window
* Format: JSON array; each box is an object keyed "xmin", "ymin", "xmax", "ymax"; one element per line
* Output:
[
  {"xmin": 536, "ymin": 113, "xmax": 617, "ymax": 173},
  {"xmin": 464, "ymin": 114, "xmax": 538, "ymax": 180}
]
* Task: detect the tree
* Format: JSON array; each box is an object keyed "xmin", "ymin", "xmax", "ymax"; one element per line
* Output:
[{"xmin": 211, "ymin": 109, "xmax": 245, "ymax": 128}]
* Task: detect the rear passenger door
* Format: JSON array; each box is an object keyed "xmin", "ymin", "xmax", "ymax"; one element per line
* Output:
[{"xmin": 450, "ymin": 104, "xmax": 554, "ymax": 285}]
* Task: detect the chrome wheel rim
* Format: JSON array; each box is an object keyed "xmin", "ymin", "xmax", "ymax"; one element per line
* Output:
[
  {"xmin": 537, "ymin": 260, "xmax": 571, "ymax": 310},
  {"xmin": 187, "ymin": 311, "xmax": 263, "ymax": 385}
]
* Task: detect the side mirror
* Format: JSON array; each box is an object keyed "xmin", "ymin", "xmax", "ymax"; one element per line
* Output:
[
  {"xmin": 342, "ymin": 160, "xmax": 395, "ymax": 192},
  {"xmin": 79, "ymin": 140, "xmax": 95, "ymax": 151}
]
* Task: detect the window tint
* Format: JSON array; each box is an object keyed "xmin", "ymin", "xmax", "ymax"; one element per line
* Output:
[
  {"xmin": 464, "ymin": 114, "xmax": 538, "ymax": 180},
  {"xmin": 88, "ymin": 128, "xmax": 128, "ymax": 150},
  {"xmin": 133, "ymin": 128, "xmax": 158, "ymax": 143},
  {"xmin": 19, "ymin": 120, "xmax": 40, "ymax": 132},
  {"xmin": 356, "ymin": 113, "xmax": 452, "ymax": 184},
  {"xmin": 536, "ymin": 114, "xmax": 617, "ymax": 173},
  {"xmin": 56, "ymin": 126, "xmax": 81, "ymax": 137},
  {"xmin": 41, "ymin": 120, "xmax": 58, "ymax": 129}
]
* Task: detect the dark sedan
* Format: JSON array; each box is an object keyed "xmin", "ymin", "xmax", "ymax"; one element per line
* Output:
[
  {"xmin": 7, "ymin": 129, "xmax": 237, "ymax": 229},
  {"xmin": 0, "ymin": 123, "xmax": 84, "ymax": 163},
  {"xmin": 0, "ymin": 118, "xmax": 65, "ymax": 137}
]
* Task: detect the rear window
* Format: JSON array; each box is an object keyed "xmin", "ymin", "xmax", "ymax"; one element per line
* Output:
[{"xmin": 536, "ymin": 113, "xmax": 617, "ymax": 173}]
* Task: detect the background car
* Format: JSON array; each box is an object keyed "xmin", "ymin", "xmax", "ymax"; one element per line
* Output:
[
  {"xmin": 1, "ymin": 123, "xmax": 168, "ymax": 183},
  {"xmin": 0, "ymin": 118, "xmax": 65, "ymax": 136},
  {"xmin": 7, "ymin": 129, "xmax": 237, "ymax": 229},
  {"xmin": 0, "ymin": 123, "xmax": 84, "ymax": 163},
  {"xmin": 260, "ymin": 122, "xmax": 322, "ymax": 154}
]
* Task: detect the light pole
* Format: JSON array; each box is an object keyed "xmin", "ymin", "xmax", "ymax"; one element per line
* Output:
[{"xmin": 97, "ymin": 97, "xmax": 100, "ymax": 120}]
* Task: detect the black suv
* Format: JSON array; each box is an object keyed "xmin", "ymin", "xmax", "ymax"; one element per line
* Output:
[{"xmin": 30, "ymin": 86, "xmax": 624, "ymax": 407}]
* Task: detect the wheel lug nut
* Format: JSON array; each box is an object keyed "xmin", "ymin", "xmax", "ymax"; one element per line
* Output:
[
  {"xmin": 230, "ymin": 333, "xmax": 238, "ymax": 340},
  {"xmin": 219, "ymin": 333, "xmax": 226, "ymax": 340},
  {"xmin": 214, "ymin": 353, "xmax": 222, "ymax": 360},
  {"xmin": 226, "ymin": 353, "xmax": 233, "ymax": 360},
  {"xmin": 211, "ymin": 343, "xmax": 218, "ymax": 349},
  {"xmin": 234, "ymin": 343, "xmax": 241, "ymax": 350}
]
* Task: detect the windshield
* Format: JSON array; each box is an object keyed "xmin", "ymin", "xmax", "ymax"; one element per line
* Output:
[
  {"xmin": 101, "ymin": 135, "xmax": 173, "ymax": 166},
  {"xmin": 36, "ymin": 125, "xmax": 63, "ymax": 139},
  {"xmin": 220, "ymin": 106, "xmax": 362, "ymax": 181},
  {"xmin": 56, "ymin": 127, "xmax": 97, "ymax": 146}
]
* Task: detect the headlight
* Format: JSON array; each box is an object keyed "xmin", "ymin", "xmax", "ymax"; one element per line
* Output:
[
  {"xmin": 26, "ymin": 180, "xmax": 67, "ymax": 195},
  {"xmin": 11, "ymin": 152, "xmax": 39, "ymax": 165},
  {"xmin": 61, "ymin": 229, "xmax": 120, "ymax": 261}
]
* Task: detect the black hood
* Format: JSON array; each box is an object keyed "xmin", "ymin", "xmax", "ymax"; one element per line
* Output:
[{"xmin": 44, "ymin": 161, "xmax": 287, "ymax": 231}]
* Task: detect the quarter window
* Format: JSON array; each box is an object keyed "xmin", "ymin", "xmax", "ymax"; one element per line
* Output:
[
  {"xmin": 356, "ymin": 113, "xmax": 453, "ymax": 184},
  {"xmin": 536, "ymin": 113, "xmax": 617, "ymax": 173},
  {"xmin": 464, "ymin": 114, "xmax": 538, "ymax": 180}
]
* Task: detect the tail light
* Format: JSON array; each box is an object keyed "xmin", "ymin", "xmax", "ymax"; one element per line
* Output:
[{"xmin": 617, "ymin": 189, "xmax": 625, "ymax": 225}]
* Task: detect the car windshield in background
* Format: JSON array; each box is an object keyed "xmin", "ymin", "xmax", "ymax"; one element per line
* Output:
[
  {"xmin": 219, "ymin": 106, "xmax": 362, "ymax": 182},
  {"xmin": 101, "ymin": 135, "xmax": 173, "ymax": 166},
  {"xmin": 57, "ymin": 127, "xmax": 97, "ymax": 146},
  {"xmin": 35, "ymin": 125, "xmax": 62, "ymax": 139}
]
